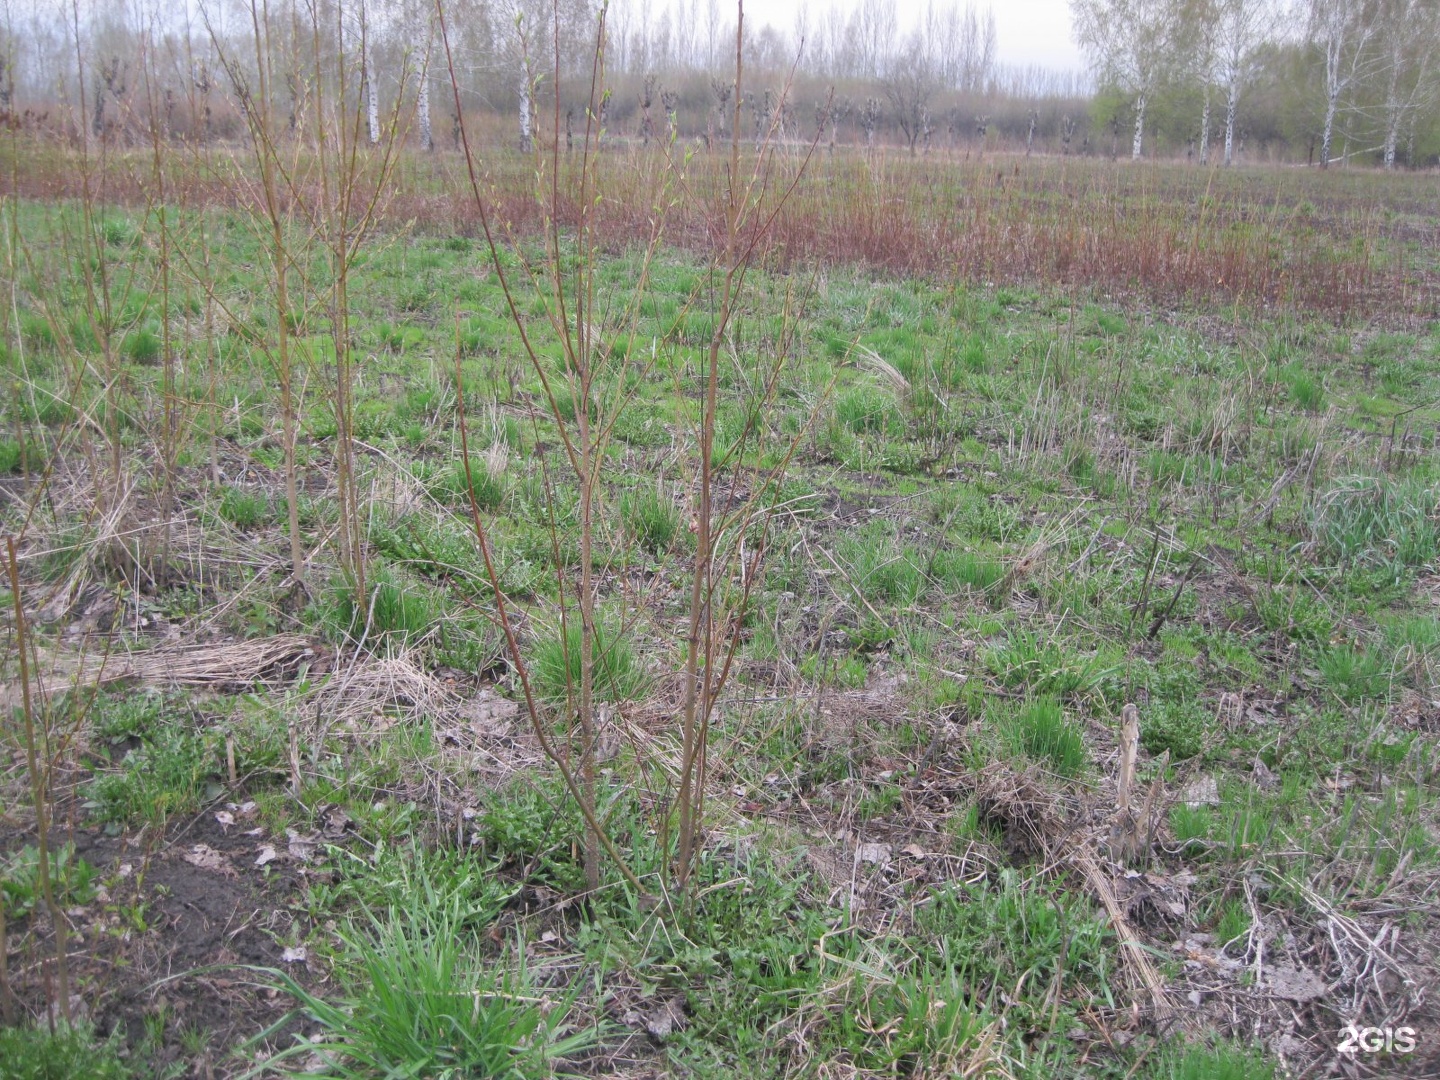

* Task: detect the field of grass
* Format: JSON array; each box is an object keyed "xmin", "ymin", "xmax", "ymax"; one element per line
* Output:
[
  {"xmin": 6, "ymin": 135, "xmax": 1439, "ymax": 316},
  {"xmin": 0, "ymin": 135, "xmax": 1438, "ymax": 1080}
]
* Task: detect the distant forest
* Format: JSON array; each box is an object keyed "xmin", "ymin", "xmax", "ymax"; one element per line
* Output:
[{"xmin": 2, "ymin": 0, "xmax": 1436, "ymax": 167}]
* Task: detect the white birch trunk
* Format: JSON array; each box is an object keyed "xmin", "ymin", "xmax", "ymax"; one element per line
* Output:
[
  {"xmin": 1382, "ymin": 62, "xmax": 1401, "ymax": 169},
  {"xmin": 1131, "ymin": 94, "xmax": 1146, "ymax": 160},
  {"xmin": 1199, "ymin": 88, "xmax": 1211, "ymax": 165},
  {"xmin": 365, "ymin": 50, "xmax": 380, "ymax": 145},
  {"xmin": 1223, "ymin": 81, "xmax": 1238, "ymax": 165},
  {"xmin": 1320, "ymin": 24, "xmax": 1342, "ymax": 168},
  {"xmin": 518, "ymin": 80, "xmax": 532, "ymax": 152},
  {"xmin": 416, "ymin": 16, "xmax": 433, "ymax": 153},
  {"xmin": 1320, "ymin": 83, "xmax": 1338, "ymax": 167}
]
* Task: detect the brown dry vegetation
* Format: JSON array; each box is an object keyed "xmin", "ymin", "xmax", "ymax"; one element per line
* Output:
[{"xmin": 6, "ymin": 136, "xmax": 1438, "ymax": 318}]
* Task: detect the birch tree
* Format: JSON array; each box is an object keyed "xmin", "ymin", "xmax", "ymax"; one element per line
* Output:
[
  {"xmin": 925, "ymin": 1, "xmax": 996, "ymax": 92},
  {"xmin": 1376, "ymin": 0, "xmax": 1439, "ymax": 168},
  {"xmin": 412, "ymin": 0, "xmax": 434, "ymax": 151},
  {"xmin": 1072, "ymin": 0, "xmax": 1181, "ymax": 158},
  {"xmin": 499, "ymin": 0, "xmax": 592, "ymax": 152},
  {"xmin": 1308, "ymin": 0, "xmax": 1381, "ymax": 166},
  {"xmin": 360, "ymin": 1, "xmax": 379, "ymax": 145},
  {"xmin": 1216, "ymin": 0, "xmax": 1278, "ymax": 164},
  {"xmin": 1175, "ymin": 0, "xmax": 1220, "ymax": 162},
  {"xmin": 850, "ymin": 0, "xmax": 896, "ymax": 80}
]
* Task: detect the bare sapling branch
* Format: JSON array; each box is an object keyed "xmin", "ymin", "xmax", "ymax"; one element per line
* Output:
[
  {"xmin": 673, "ymin": 2, "xmax": 824, "ymax": 893},
  {"xmin": 7, "ymin": 536, "xmax": 71, "ymax": 1027}
]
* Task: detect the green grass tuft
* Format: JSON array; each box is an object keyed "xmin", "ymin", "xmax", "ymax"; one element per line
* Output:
[
  {"xmin": 533, "ymin": 620, "xmax": 644, "ymax": 703},
  {"xmin": 835, "ymin": 385, "xmax": 899, "ymax": 435},
  {"xmin": 1285, "ymin": 366, "xmax": 1325, "ymax": 412},
  {"xmin": 620, "ymin": 484, "xmax": 681, "ymax": 555},
  {"xmin": 122, "ymin": 327, "xmax": 161, "ymax": 364},
  {"xmin": 217, "ymin": 485, "xmax": 269, "ymax": 528},
  {"xmin": 1166, "ymin": 1041, "xmax": 1273, "ymax": 1080},
  {"xmin": 999, "ymin": 697, "xmax": 1087, "ymax": 777},
  {"xmin": 932, "ymin": 548, "xmax": 1006, "ymax": 593},
  {"xmin": 264, "ymin": 893, "xmax": 594, "ymax": 1078},
  {"xmin": 1312, "ymin": 475, "xmax": 1437, "ymax": 572},
  {"xmin": 449, "ymin": 458, "xmax": 507, "ymax": 511},
  {"xmin": 326, "ymin": 567, "xmax": 442, "ymax": 647},
  {"xmin": 1318, "ymin": 645, "xmax": 1390, "ymax": 703}
]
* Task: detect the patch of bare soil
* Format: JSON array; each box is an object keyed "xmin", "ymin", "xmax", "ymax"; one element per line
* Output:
[
  {"xmin": 2, "ymin": 809, "xmax": 311, "ymax": 1077},
  {"xmin": 733, "ymin": 687, "xmax": 1440, "ymax": 1079}
]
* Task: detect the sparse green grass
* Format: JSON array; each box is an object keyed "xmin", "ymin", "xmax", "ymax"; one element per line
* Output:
[
  {"xmin": 217, "ymin": 485, "xmax": 269, "ymax": 528},
  {"xmin": 1, "ymin": 843, "xmax": 99, "ymax": 919},
  {"xmin": 5, "ymin": 176, "xmax": 1440, "ymax": 1079},
  {"xmin": 839, "ymin": 520, "xmax": 927, "ymax": 606},
  {"xmin": 0, "ymin": 1023, "xmax": 133, "ymax": 1080},
  {"xmin": 86, "ymin": 719, "xmax": 221, "ymax": 828},
  {"xmin": 267, "ymin": 889, "xmax": 595, "ymax": 1078}
]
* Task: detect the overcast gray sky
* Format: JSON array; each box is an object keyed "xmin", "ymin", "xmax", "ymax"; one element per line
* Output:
[
  {"xmin": 744, "ymin": 0, "xmax": 1087, "ymax": 75},
  {"xmin": 985, "ymin": 0, "xmax": 1085, "ymax": 72}
]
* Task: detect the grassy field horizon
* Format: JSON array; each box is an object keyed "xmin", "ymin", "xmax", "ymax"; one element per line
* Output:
[{"xmin": 1, "ymin": 122, "xmax": 1438, "ymax": 1079}]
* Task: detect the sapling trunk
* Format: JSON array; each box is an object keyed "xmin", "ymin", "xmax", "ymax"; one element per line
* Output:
[
  {"xmin": 676, "ymin": 3, "xmax": 747, "ymax": 893},
  {"xmin": 0, "ymin": 884, "xmax": 11, "ymax": 1023},
  {"xmin": 436, "ymin": 0, "xmax": 640, "ymax": 896},
  {"xmin": 141, "ymin": 26, "xmax": 179, "ymax": 584},
  {"xmin": 7, "ymin": 538, "xmax": 70, "ymax": 1026}
]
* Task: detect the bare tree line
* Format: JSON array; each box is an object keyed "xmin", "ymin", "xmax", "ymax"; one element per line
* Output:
[
  {"xmin": 1, "ymin": 0, "xmax": 1437, "ymax": 164},
  {"xmin": 1073, "ymin": 0, "xmax": 1440, "ymax": 166}
]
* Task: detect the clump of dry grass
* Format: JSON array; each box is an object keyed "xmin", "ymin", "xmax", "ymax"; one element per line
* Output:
[
  {"xmin": 311, "ymin": 648, "xmax": 459, "ymax": 734},
  {"xmin": 967, "ymin": 761, "xmax": 1176, "ymax": 1027}
]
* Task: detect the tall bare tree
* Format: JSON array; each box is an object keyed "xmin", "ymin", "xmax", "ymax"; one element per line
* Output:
[
  {"xmin": 1174, "ymin": 0, "xmax": 1220, "ymax": 162},
  {"xmin": 1376, "ymin": 0, "xmax": 1439, "ymax": 168},
  {"xmin": 1073, "ymin": 0, "xmax": 1181, "ymax": 159},
  {"xmin": 850, "ymin": 0, "xmax": 896, "ymax": 80},
  {"xmin": 881, "ymin": 31, "xmax": 937, "ymax": 153},
  {"xmin": 1308, "ymin": 0, "xmax": 1381, "ymax": 166},
  {"xmin": 412, "ymin": 0, "xmax": 434, "ymax": 151},
  {"xmin": 925, "ymin": 0, "xmax": 996, "ymax": 91},
  {"xmin": 1215, "ymin": 0, "xmax": 1279, "ymax": 165}
]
